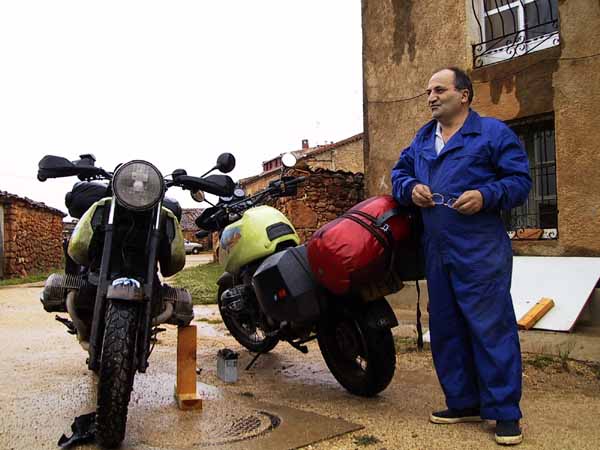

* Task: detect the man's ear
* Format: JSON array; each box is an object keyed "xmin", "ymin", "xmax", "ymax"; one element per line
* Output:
[{"xmin": 461, "ymin": 89, "xmax": 470, "ymax": 104}]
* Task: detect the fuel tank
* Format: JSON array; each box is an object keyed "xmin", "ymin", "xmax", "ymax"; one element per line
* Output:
[{"xmin": 219, "ymin": 205, "xmax": 300, "ymax": 274}]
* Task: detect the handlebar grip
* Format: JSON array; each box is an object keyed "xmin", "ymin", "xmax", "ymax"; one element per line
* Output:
[
  {"xmin": 195, "ymin": 230, "xmax": 210, "ymax": 239},
  {"xmin": 174, "ymin": 174, "xmax": 234, "ymax": 197}
]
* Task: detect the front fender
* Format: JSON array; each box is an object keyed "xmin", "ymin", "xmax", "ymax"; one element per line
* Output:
[
  {"xmin": 216, "ymin": 271, "xmax": 234, "ymax": 287},
  {"xmin": 361, "ymin": 298, "xmax": 398, "ymax": 330}
]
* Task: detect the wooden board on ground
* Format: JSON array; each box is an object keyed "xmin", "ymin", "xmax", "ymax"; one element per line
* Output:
[{"xmin": 511, "ymin": 257, "xmax": 600, "ymax": 332}]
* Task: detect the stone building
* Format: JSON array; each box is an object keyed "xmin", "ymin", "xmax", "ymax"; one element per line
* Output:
[
  {"xmin": 268, "ymin": 168, "xmax": 365, "ymax": 243},
  {"xmin": 241, "ymin": 134, "xmax": 364, "ymax": 196},
  {"xmin": 362, "ymin": 0, "xmax": 600, "ymax": 256},
  {"xmin": 180, "ymin": 208, "xmax": 212, "ymax": 250},
  {"xmin": 236, "ymin": 134, "xmax": 366, "ymax": 245},
  {"xmin": 0, "ymin": 191, "xmax": 65, "ymax": 278}
]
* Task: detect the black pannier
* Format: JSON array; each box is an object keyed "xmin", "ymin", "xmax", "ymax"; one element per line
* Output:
[{"xmin": 252, "ymin": 244, "xmax": 320, "ymax": 323}]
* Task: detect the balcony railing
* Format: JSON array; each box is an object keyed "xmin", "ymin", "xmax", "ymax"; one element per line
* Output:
[{"xmin": 472, "ymin": 0, "xmax": 560, "ymax": 67}]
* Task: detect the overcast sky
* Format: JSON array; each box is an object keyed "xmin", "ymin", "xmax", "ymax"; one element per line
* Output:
[{"xmin": 0, "ymin": 1, "xmax": 363, "ymax": 214}]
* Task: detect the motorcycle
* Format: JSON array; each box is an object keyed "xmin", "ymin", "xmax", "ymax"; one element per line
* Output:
[
  {"xmin": 37, "ymin": 152, "xmax": 235, "ymax": 448},
  {"xmin": 195, "ymin": 154, "xmax": 402, "ymax": 397}
]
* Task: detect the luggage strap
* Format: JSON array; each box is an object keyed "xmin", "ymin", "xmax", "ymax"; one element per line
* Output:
[
  {"xmin": 416, "ymin": 279, "xmax": 423, "ymax": 351},
  {"xmin": 341, "ymin": 212, "xmax": 392, "ymax": 253},
  {"xmin": 343, "ymin": 207, "xmax": 401, "ymax": 272}
]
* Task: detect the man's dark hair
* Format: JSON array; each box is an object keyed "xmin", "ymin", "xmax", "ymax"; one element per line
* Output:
[{"xmin": 445, "ymin": 67, "xmax": 473, "ymax": 104}]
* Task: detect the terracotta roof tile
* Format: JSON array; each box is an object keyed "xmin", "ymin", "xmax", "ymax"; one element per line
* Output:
[{"xmin": 0, "ymin": 191, "xmax": 66, "ymax": 217}]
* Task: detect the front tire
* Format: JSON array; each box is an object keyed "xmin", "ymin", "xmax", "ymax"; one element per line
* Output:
[
  {"xmin": 217, "ymin": 284, "xmax": 279, "ymax": 354},
  {"xmin": 192, "ymin": 247, "xmax": 200, "ymax": 254},
  {"xmin": 318, "ymin": 316, "xmax": 396, "ymax": 397},
  {"xmin": 96, "ymin": 301, "xmax": 139, "ymax": 448}
]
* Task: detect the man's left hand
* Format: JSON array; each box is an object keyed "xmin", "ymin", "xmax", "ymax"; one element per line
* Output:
[{"xmin": 452, "ymin": 190, "xmax": 483, "ymax": 215}]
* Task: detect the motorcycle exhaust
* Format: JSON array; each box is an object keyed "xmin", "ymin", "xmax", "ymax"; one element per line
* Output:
[
  {"xmin": 160, "ymin": 285, "xmax": 194, "ymax": 326},
  {"xmin": 40, "ymin": 273, "xmax": 86, "ymax": 312}
]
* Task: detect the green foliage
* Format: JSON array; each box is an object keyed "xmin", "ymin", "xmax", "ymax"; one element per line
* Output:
[
  {"xmin": 0, "ymin": 268, "xmax": 62, "ymax": 287},
  {"xmin": 526, "ymin": 354, "xmax": 555, "ymax": 370},
  {"xmin": 169, "ymin": 262, "xmax": 223, "ymax": 305},
  {"xmin": 353, "ymin": 434, "xmax": 381, "ymax": 446}
]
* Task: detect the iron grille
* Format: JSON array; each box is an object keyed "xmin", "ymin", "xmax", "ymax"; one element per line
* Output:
[
  {"xmin": 502, "ymin": 114, "xmax": 557, "ymax": 238},
  {"xmin": 472, "ymin": 0, "xmax": 560, "ymax": 67}
]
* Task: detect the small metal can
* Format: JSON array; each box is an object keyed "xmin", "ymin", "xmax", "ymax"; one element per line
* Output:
[{"xmin": 216, "ymin": 348, "xmax": 239, "ymax": 383}]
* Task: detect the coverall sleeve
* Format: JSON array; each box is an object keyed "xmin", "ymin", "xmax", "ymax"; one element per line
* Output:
[
  {"xmin": 479, "ymin": 127, "xmax": 532, "ymax": 211},
  {"xmin": 391, "ymin": 141, "xmax": 419, "ymax": 206}
]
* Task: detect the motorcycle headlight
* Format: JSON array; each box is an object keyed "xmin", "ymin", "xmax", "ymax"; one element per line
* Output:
[{"xmin": 112, "ymin": 161, "xmax": 164, "ymax": 211}]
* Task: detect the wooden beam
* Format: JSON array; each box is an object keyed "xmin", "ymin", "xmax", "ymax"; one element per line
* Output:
[
  {"xmin": 518, "ymin": 298, "xmax": 555, "ymax": 330},
  {"xmin": 174, "ymin": 325, "xmax": 202, "ymax": 410}
]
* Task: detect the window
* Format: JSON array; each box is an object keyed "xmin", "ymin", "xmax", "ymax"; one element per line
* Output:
[
  {"xmin": 503, "ymin": 114, "xmax": 558, "ymax": 239},
  {"xmin": 472, "ymin": 0, "xmax": 560, "ymax": 67}
]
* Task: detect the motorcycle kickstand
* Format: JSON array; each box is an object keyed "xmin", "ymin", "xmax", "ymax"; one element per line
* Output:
[{"xmin": 245, "ymin": 351, "xmax": 263, "ymax": 371}]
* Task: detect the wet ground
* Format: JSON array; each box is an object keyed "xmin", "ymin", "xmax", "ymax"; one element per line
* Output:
[{"xmin": 2, "ymin": 284, "xmax": 600, "ymax": 450}]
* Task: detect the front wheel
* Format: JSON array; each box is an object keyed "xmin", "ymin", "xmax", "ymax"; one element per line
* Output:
[
  {"xmin": 318, "ymin": 316, "xmax": 396, "ymax": 397},
  {"xmin": 192, "ymin": 247, "xmax": 200, "ymax": 254},
  {"xmin": 217, "ymin": 284, "xmax": 279, "ymax": 354},
  {"xmin": 96, "ymin": 301, "xmax": 139, "ymax": 448}
]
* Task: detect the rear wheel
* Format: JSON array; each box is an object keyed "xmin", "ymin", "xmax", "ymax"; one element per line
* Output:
[
  {"xmin": 318, "ymin": 315, "xmax": 395, "ymax": 397},
  {"xmin": 217, "ymin": 284, "xmax": 279, "ymax": 353},
  {"xmin": 96, "ymin": 301, "xmax": 139, "ymax": 448},
  {"xmin": 192, "ymin": 247, "xmax": 200, "ymax": 254}
]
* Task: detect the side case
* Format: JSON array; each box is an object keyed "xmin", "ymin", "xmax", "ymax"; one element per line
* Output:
[{"xmin": 252, "ymin": 245, "xmax": 320, "ymax": 323}]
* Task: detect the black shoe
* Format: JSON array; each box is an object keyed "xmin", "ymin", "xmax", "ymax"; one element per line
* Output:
[
  {"xmin": 429, "ymin": 407, "xmax": 482, "ymax": 424},
  {"xmin": 495, "ymin": 420, "xmax": 523, "ymax": 445}
]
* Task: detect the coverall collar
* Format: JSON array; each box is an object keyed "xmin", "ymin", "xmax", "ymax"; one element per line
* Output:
[{"xmin": 435, "ymin": 109, "xmax": 482, "ymax": 158}]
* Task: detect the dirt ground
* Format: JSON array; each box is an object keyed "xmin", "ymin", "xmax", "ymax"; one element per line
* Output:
[{"xmin": 2, "ymin": 286, "xmax": 600, "ymax": 450}]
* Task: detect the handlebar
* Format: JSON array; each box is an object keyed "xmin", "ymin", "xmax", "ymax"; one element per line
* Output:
[
  {"xmin": 195, "ymin": 175, "xmax": 307, "ymax": 232},
  {"xmin": 171, "ymin": 174, "xmax": 234, "ymax": 197}
]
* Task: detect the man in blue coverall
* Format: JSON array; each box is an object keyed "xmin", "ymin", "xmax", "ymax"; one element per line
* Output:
[{"xmin": 391, "ymin": 67, "xmax": 532, "ymax": 445}]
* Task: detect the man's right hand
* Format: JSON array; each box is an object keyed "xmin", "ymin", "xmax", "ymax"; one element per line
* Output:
[{"xmin": 412, "ymin": 184, "xmax": 435, "ymax": 208}]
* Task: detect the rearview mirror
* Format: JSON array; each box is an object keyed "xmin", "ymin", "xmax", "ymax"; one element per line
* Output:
[
  {"xmin": 216, "ymin": 153, "xmax": 236, "ymax": 173},
  {"xmin": 281, "ymin": 153, "xmax": 297, "ymax": 168},
  {"xmin": 190, "ymin": 189, "xmax": 205, "ymax": 203}
]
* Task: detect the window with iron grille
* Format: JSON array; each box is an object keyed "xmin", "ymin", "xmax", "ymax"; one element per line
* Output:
[
  {"xmin": 472, "ymin": 0, "xmax": 560, "ymax": 67},
  {"xmin": 502, "ymin": 114, "xmax": 557, "ymax": 239}
]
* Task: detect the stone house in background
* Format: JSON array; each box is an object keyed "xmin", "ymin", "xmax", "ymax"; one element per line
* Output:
[
  {"xmin": 237, "ymin": 134, "xmax": 366, "ymax": 244},
  {"xmin": 362, "ymin": 0, "xmax": 600, "ymax": 256},
  {"xmin": 0, "ymin": 191, "xmax": 65, "ymax": 278},
  {"xmin": 241, "ymin": 134, "xmax": 364, "ymax": 196},
  {"xmin": 180, "ymin": 208, "xmax": 212, "ymax": 250}
]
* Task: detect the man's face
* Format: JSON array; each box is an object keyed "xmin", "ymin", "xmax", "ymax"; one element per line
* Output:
[{"xmin": 426, "ymin": 70, "xmax": 469, "ymax": 121}]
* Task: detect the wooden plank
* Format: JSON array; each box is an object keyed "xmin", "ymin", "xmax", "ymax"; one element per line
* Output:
[
  {"xmin": 518, "ymin": 297, "xmax": 555, "ymax": 330},
  {"xmin": 174, "ymin": 325, "xmax": 202, "ymax": 410},
  {"xmin": 511, "ymin": 257, "xmax": 600, "ymax": 331}
]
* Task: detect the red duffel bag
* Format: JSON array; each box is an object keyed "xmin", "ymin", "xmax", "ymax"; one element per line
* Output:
[{"xmin": 306, "ymin": 195, "xmax": 415, "ymax": 295}]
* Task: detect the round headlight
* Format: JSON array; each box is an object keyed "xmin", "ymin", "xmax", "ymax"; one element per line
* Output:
[{"xmin": 113, "ymin": 161, "xmax": 164, "ymax": 210}]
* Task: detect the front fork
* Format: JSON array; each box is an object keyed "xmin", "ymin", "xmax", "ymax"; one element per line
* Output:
[{"xmin": 87, "ymin": 199, "xmax": 163, "ymax": 374}]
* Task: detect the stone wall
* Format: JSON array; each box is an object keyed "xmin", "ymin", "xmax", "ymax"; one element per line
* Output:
[
  {"xmin": 362, "ymin": 0, "xmax": 600, "ymax": 256},
  {"xmin": 0, "ymin": 193, "xmax": 65, "ymax": 278},
  {"xmin": 269, "ymin": 169, "xmax": 365, "ymax": 243}
]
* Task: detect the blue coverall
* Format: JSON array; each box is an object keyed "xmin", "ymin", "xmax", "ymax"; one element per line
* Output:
[{"xmin": 391, "ymin": 110, "xmax": 532, "ymax": 420}]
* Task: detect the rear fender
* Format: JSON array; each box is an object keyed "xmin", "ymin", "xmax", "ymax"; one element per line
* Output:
[{"xmin": 360, "ymin": 298, "xmax": 398, "ymax": 330}]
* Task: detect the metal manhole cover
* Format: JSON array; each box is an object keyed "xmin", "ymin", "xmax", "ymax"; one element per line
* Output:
[{"xmin": 196, "ymin": 410, "xmax": 281, "ymax": 447}]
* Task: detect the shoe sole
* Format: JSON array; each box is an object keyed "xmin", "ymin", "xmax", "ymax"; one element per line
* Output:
[
  {"xmin": 495, "ymin": 434, "xmax": 523, "ymax": 445},
  {"xmin": 429, "ymin": 414, "xmax": 483, "ymax": 424}
]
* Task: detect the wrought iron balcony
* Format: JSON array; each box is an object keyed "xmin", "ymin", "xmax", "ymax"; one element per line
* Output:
[{"xmin": 472, "ymin": 0, "xmax": 560, "ymax": 68}]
